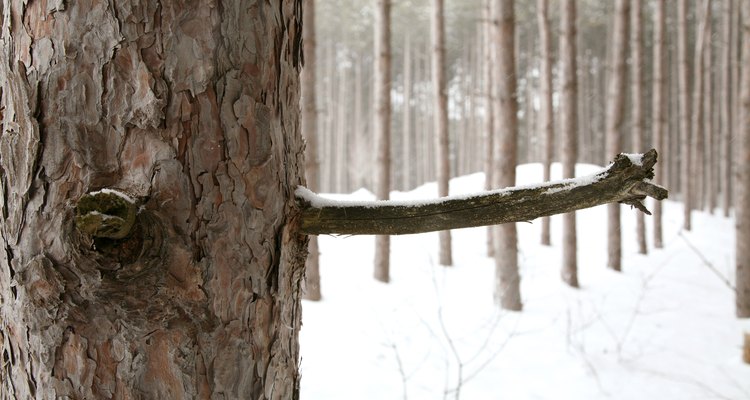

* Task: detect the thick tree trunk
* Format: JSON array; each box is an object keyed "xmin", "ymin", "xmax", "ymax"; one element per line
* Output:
[
  {"xmin": 493, "ymin": 0, "xmax": 521, "ymax": 311},
  {"xmin": 432, "ymin": 0, "xmax": 453, "ymax": 266},
  {"xmin": 652, "ymin": 0, "xmax": 667, "ymax": 249},
  {"xmin": 537, "ymin": 0, "xmax": 554, "ymax": 247},
  {"xmin": 606, "ymin": 0, "xmax": 630, "ymax": 272},
  {"xmin": 737, "ymin": 0, "xmax": 750, "ymax": 318},
  {"xmin": 631, "ymin": 0, "xmax": 648, "ymax": 255},
  {"xmin": 374, "ymin": 0, "xmax": 392, "ymax": 283},
  {"xmin": 0, "ymin": 1, "xmax": 307, "ymax": 398},
  {"xmin": 302, "ymin": 0, "xmax": 321, "ymax": 301},
  {"xmin": 560, "ymin": 0, "xmax": 579, "ymax": 288}
]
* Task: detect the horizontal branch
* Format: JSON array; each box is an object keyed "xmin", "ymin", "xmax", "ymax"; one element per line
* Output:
[{"xmin": 297, "ymin": 149, "xmax": 668, "ymax": 236}]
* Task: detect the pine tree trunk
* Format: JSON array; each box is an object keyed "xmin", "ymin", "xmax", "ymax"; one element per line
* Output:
[
  {"xmin": 537, "ymin": 0, "xmax": 554, "ymax": 247},
  {"xmin": 631, "ymin": 0, "xmax": 648, "ymax": 255},
  {"xmin": 606, "ymin": 0, "xmax": 630, "ymax": 272},
  {"xmin": 493, "ymin": 0, "xmax": 522, "ymax": 311},
  {"xmin": 652, "ymin": 0, "xmax": 667, "ymax": 249},
  {"xmin": 374, "ymin": 0, "xmax": 392, "ymax": 283},
  {"xmin": 302, "ymin": 0, "xmax": 321, "ymax": 301},
  {"xmin": 0, "ymin": 1, "xmax": 307, "ymax": 398},
  {"xmin": 705, "ymin": 9, "xmax": 716, "ymax": 214},
  {"xmin": 722, "ymin": 0, "xmax": 735, "ymax": 218},
  {"xmin": 736, "ymin": 0, "xmax": 750, "ymax": 318},
  {"xmin": 403, "ymin": 34, "xmax": 415, "ymax": 190},
  {"xmin": 432, "ymin": 0, "xmax": 453, "ymax": 266},
  {"xmin": 560, "ymin": 0, "xmax": 579, "ymax": 287},
  {"xmin": 691, "ymin": 0, "xmax": 711, "ymax": 218},
  {"xmin": 485, "ymin": 0, "xmax": 496, "ymax": 257},
  {"xmin": 678, "ymin": 0, "xmax": 694, "ymax": 231}
]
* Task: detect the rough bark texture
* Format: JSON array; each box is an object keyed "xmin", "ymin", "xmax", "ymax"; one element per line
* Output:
[
  {"xmin": 302, "ymin": 0, "xmax": 321, "ymax": 301},
  {"xmin": 374, "ymin": 0, "xmax": 392, "ymax": 283},
  {"xmin": 432, "ymin": 0, "xmax": 452, "ymax": 266},
  {"xmin": 299, "ymin": 150, "xmax": 666, "ymax": 236},
  {"xmin": 737, "ymin": 0, "xmax": 750, "ymax": 318},
  {"xmin": 652, "ymin": 0, "xmax": 666, "ymax": 249},
  {"xmin": 606, "ymin": 0, "xmax": 629, "ymax": 272},
  {"xmin": 537, "ymin": 0, "xmax": 554, "ymax": 247},
  {"xmin": 631, "ymin": 0, "xmax": 647, "ymax": 255},
  {"xmin": 560, "ymin": 0, "xmax": 578, "ymax": 288},
  {"xmin": 0, "ymin": 1, "xmax": 307, "ymax": 398},
  {"xmin": 493, "ymin": 0, "xmax": 521, "ymax": 311}
]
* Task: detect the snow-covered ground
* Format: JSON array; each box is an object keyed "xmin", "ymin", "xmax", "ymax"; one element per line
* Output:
[{"xmin": 299, "ymin": 163, "xmax": 750, "ymax": 400}]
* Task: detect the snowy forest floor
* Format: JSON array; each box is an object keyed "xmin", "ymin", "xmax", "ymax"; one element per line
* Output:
[{"xmin": 299, "ymin": 163, "xmax": 750, "ymax": 400}]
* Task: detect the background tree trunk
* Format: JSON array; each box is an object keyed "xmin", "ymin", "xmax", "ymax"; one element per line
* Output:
[
  {"xmin": 0, "ymin": 1, "xmax": 307, "ymax": 398},
  {"xmin": 631, "ymin": 0, "xmax": 648, "ymax": 255},
  {"xmin": 485, "ymin": 0, "xmax": 496, "ymax": 257},
  {"xmin": 537, "ymin": 0, "xmax": 555, "ymax": 247},
  {"xmin": 302, "ymin": 0, "xmax": 322, "ymax": 301},
  {"xmin": 560, "ymin": 0, "xmax": 579, "ymax": 287},
  {"xmin": 493, "ymin": 0, "xmax": 522, "ymax": 311},
  {"xmin": 652, "ymin": 0, "xmax": 666, "ymax": 249},
  {"xmin": 678, "ymin": 0, "xmax": 694, "ymax": 231},
  {"xmin": 432, "ymin": 0, "xmax": 453, "ymax": 266},
  {"xmin": 722, "ymin": 0, "xmax": 735, "ymax": 218},
  {"xmin": 606, "ymin": 0, "xmax": 630, "ymax": 272},
  {"xmin": 374, "ymin": 0, "xmax": 392, "ymax": 283},
  {"xmin": 736, "ymin": 0, "xmax": 750, "ymax": 318}
]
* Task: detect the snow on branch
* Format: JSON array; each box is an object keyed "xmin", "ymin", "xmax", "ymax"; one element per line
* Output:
[{"xmin": 297, "ymin": 149, "xmax": 668, "ymax": 236}]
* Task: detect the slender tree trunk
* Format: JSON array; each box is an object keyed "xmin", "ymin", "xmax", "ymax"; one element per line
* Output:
[
  {"xmin": 723, "ymin": 0, "xmax": 735, "ymax": 217},
  {"xmin": 302, "ymin": 0, "xmax": 321, "ymax": 301},
  {"xmin": 705, "ymin": 9, "xmax": 716, "ymax": 214},
  {"xmin": 537, "ymin": 0, "xmax": 555, "ymax": 247},
  {"xmin": 606, "ymin": 0, "xmax": 630, "ymax": 272},
  {"xmin": 631, "ymin": 0, "xmax": 648, "ymax": 255},
  {"xmin": 560, "ymin": 0, "xmax": 579, "ymax": 287},
  {"xmin": 0, "ymin": 1, "xmax": 307, "ymax": 398},
  {"xmin": 493, "ymin": 0, "xmax": 522, "ymax": 311},
  {"xmin": 485, "ymin": 0, "xmax": 496, "ymax": 257},
  {"xmin": 432, "ymin": 0, "xmax": 453, "ymax": 266},
  {"xmin": 335, "ymin": 66, "xmax": 349, "ymax": 193},
  {"xmin": 374, "ymin": 0, "xmax": 392, "ymax": 283},
  {"xmin": 737, "ymin": 0, "xmax": 750, "ymax": 318},
  {"xmin": 678, "ymin": 0, "xmax": 694, "ymax": 230},
  {"xmin": 691, "ymin": 0, "xmax": 711, "ymax": 218},
  {"xmin": 653, "ymin": 0, "xmax": 667, "ymax": 249},
  {"xmin": 403, "ymin": 34, "xmax": 414, "ymax": 191}
]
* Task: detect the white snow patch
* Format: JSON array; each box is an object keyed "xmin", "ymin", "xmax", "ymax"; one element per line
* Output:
[
  {"xmin": 299, "ymin": 162, "xmax": 745, "ymax": 400},
  {"xmin": 624, "ymin": 152, "xmax": 644, "ymax": 166},
  {"xmin": 89, "ymin": 188, "xmax": 136, "ymax": 204}
]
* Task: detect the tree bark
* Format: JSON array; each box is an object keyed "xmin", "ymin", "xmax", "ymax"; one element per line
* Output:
[
  {"xmin": 494, "ymin": 0, "xmax": 521, "ymax": 311},
  {"xmin": 652, "ymin": 0, "xmax": 667, "ymax": 249},
  {"xmin": 736, "ymin": 0, "xmax": 750, "ymax": 318},
  {"xmin": 485, "ymin": 0, "xmax": 496, "ymax": 257},
  {"xmin": 432, "ymin": 0, "xmax": 453, "ymax": 266},
  {"xmin": 298, "ymin": 150, "xmax": 666, "ymax": 236},
  {"xmin": 691, "ymin": 0, "xmax": 711, "ymax": 219},
  {"xmin": 403, "ymin": 34, "xmax": 415, "ymax": 191},
  {"xmin": 678, "ymin": 0, "xmax": 694, "ymax": 231},
  {"xmin": 560, "ymin": 0, "xmax": 579, "ymax": 287},
  {"xmin": 0, "ymin": 1, "xmax": 307, "ymax": 398},
  {"xmin": 537, "ymin": 0, "xmax": 554, "ymax": 247},
  {"xmin": 606, "ymin": 0, "xmax": 630, "ymax": 272},
  {"xmin": 722, "ymin": 0, "xmax": 735, "ymax": 218},
  {"xmin": 302, "ymin": 0, "xmax": 321, "ymax": 301},
  {"xmin": 631, "ymin": 0, "xmax": 648, "ymax": 255},
  {"xmin": 374, "ymin": 0, "xmax": 392, "ymax": 283}
]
